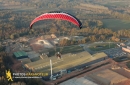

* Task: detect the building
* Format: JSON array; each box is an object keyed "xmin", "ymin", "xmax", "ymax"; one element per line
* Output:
[
  {"xmin": 13, "ymin": 51, "xmax": 28, "ymax": 59},
  {"xmin": 50, "ymin": 38, "xmax": 59, "ymax": 45},
  {"xmin": 26, "ymin": 51, "xmax": 41, "ymax": 62},
  {"xmin": 112, "ymin": 67, "xmax": 130, "ymax": 79},
  {"xmin": 19, "ymin": 37, "xmax": 28, "ymax": 42},
  {"xmin": 116, "ymin": 79, "xmax": 130, "ymax": 85},
  {"xmin": 18, "ymin": 58, "xmax": 31, "ymax": 64},
  {"xmin": 24, "ymin": 51, "xmax": 108, "ymax": 80},
  {"xmin": 60, "ymin": 77, "xmax": 99, "ymax": 85},
  {"xmin": 51, "ymin": 34, "xmax": 57, "ymax": 38},
  {"xmin": 122, "ymin": 47, "xmax": 130, "ymax": 53},
  {"xmin": 88, "ymin": 69, "xmax": 128, "ymax": 85},
  {"xmin": 35, "ymin": 40, "xmax": 54, "ymax": 48},
  {"xmin": 30, "ymin": 44, "xmax": 44, "ymax": 51},
  {"xmin": 70, "ymin": 36, "xmax": 84, "ymax": 41}
]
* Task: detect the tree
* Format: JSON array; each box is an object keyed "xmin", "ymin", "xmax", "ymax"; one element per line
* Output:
[
  {"xmin": 111, "ymin": 36, "xmax": 120, "ymax": 42},
  {"xmin": 49, "ymin": 28, "xmax": 57, "ymax": 34},
  {"xmin": 99, "ymin": 35, "xmax": 105, "ymax": 40},
  {"xmin": 97, "ymin": 20, "xmax": 103, "ymax": 27},
  {"xmin": 81, "ymin": 38, "xmax": 86, "ymax": 44},
  {"xmin": 89, "ymin": 35, "xmax": 97, "ymax": 42},
  {"xmin": 10, "ymin": 34, "xmax": 14, "ymax": 39},
  {"xmin": 59, "ymin": 39, "xmax": 68, "ymax": 46},
  {"xmin": 70, "ymin": 28, "xmax": 77, "ymax": 36},
  {"xmin": 93, "ymin": 28, "xmax": 99, "ymax": 34}
]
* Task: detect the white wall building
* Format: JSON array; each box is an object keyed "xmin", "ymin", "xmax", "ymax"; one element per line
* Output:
[{"xmin": 34, "ymin": 40, "xmax": 54, "ymax": 48}]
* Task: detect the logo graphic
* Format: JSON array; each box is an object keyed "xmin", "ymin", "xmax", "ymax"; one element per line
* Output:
[{"xmin": 6, "ymin": 69, "xmax": 13, "ymax": 81}]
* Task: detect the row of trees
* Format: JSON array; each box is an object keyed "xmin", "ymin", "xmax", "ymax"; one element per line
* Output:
[
  {"xmin": 58, "ymin": 34, "xmax": 118, "ymax": 46},
  {"xmin": 0, "ymin": 19, "xmax": 103, "ymax": 40},
  {"xmin": 51, "ymin": 27, "xmax": 130, "ymax": 40},
  {"xmin": 5, "ymin": 25, "xmax": 129, "ymax": 43},
  {"xmin": 56, "ymin": 27, "xmax": 127, "ymax": 46}
]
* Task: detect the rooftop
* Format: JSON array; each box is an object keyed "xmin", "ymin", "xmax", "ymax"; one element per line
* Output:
[
  {"xmin": 13, "ymin": 51, "xmax": 27, "ymax": 58},
  {"xmin": 18, "ymin": 58, "xmax": 31, "ymax": 64},
  {"xmin": 26, "ymin": 51, "xmax": 40, "ymax": 59},
  {"xmin": 25, "ymin": 51, "xmax": 107, "ymax": 74},
  {"xmin": 116, "ymin": 79, "xmax": 130, "ymax": 85},
  {"xmin": 92, "ymin": 52, "xmax": 107, "ymax": 58},
  {"xmin": 88, "ymin": 69, "xmax": 128, "ymax": 85},
  {"xmin": 111, "ymin": 68, "xmax": 130, "ymax": 78},
  {"xmin": 60, "ymin": 77, "xmax": 99, "ymax": 85},
  {"xmin": 30, "ymin": 57, "xmax": 41, "ymax": 62}
]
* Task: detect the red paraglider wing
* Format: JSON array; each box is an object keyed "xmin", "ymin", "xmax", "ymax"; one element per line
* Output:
[{"xmin": 30, "ymin": 12, "xmax": 82, "ymax": 29}]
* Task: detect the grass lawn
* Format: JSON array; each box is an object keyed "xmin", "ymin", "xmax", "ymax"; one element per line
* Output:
[
  {"xmin": 48, "ymin": 45, "xmax": 84, "ymax": 56},
  {"xmin": 102, "ymin": 19, "xmax": 130, "ymax": 30},
  {"xmin": 89, "ymin": 43, "xmax": 117, "ymax": 51}
]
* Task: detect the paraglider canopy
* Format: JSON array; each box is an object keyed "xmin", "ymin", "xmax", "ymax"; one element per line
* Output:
[{"xmin": 30, "ymin": 11, "xmax": 82, "ymax": 29}]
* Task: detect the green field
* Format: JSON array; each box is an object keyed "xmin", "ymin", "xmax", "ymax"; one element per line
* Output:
[
  {"xmin": 48, "ymin": 45, "xmax": 84, "ymax": 56},
  {"xmin": 102, "ymin": 19, "xmax": 130, "ymax": 30},
  {"xmin": 105, "ymin": 2, "xmax": 128, "ymax": 7},
  {"xmin": 89, "ymin": 43, "xmax": 117, "ymax": 51},
  {"xmin": 95, "ymin": 1, "xmax": 130, "ymax": 7}
]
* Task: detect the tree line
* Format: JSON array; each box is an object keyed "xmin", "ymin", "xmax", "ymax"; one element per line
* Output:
[{"xmin": 58, "ymin": 27, "xmax": 123, "ymax": 46}]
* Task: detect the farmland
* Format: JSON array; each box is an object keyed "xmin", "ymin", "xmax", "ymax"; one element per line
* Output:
[{"xmin": 102, "ymin": 19, "xmax": 130, "ymax": 30}]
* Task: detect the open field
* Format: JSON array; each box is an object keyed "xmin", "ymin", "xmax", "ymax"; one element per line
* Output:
[
  {"xmin": 94, "ymin": 0, "xmax": 130, "ymax": 7},
  {"xmin": 0, "ymin": 5, "xmax": 35, "ymax": 10},
  {"xmin": 102, "ymin": 19, "xmax": 130, "ymax": 30},
  {"xmin": 89, "ymin": 42, "xmax": 117, "ymax": 51},
  {"xmin": 0, "ymin": 5, "xmax": 59, "ymax": 12},
  {"xmin": 48, "ymin": 45, "xmax": 84, "ymax": 56},
  {"xmin": 104, "ymin": 2, "xmax": 129, "ymax": 7},
  {"xmin": 74, "ymin": 3, "xmax": 108, "ymax": 10}
]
